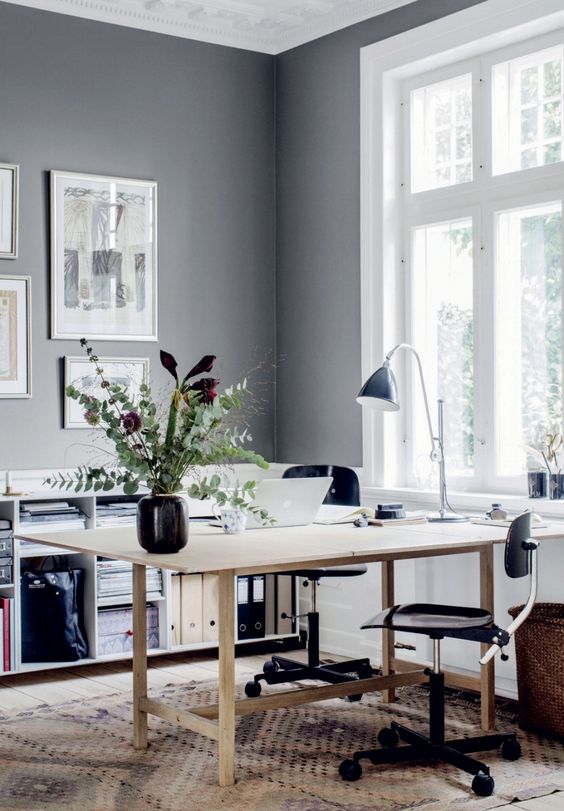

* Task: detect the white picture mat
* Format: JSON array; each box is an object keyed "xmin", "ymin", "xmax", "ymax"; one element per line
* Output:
[
  {"xmin": 0, "ymin": 275, "xmax": 31, "ymax": 397},
  {"xmin": 64, "ymin": 356, "xmax": 149, "ymax": 429},
  {"xmin": 51, "ymin": 171, "xmax": 157, "ymax": 341},
  {"xmin": 0, "ymin": 165, "xmax": 18, "ymax": 257}
]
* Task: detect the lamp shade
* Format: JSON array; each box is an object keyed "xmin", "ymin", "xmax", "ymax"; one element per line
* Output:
[{"xmin": 356, "ymin": 365, "xmax": 399, "ymax": 411}]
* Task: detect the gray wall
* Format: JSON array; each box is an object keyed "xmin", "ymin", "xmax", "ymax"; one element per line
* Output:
[
  {"xmin": 275, "ymin": 0, "xmax": 486, "ymax": 466},
  {"xmin": 0, "ymin": 0, "xmax": 489, "ymax": 471},
  {"xmin": 0, "ymin": 2, "xmax": 275, "ymax": 469}
]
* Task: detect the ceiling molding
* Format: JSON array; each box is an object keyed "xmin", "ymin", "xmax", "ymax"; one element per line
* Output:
[
  {"xmin": 2, "ymin": 0, "xmax": 416, "ymax": 54},
  {"xmin": 275, "ymin": 0, "xmax": 414, "ymax": 51}
]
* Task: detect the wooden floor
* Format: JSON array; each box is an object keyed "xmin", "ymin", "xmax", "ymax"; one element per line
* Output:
[{"xmin": 0, "ymin": 650, "xmax": 562, "ymax": 811}]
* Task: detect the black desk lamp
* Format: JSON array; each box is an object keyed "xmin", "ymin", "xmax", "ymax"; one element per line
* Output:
[{"xmin": 357, "ymin": 343, "xmax": 467, "ymax": 522}]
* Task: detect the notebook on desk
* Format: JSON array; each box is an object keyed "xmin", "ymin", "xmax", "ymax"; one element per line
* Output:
[{"xmin": 245, "ymin": 477, "xmax": 333, "ymax": 529}]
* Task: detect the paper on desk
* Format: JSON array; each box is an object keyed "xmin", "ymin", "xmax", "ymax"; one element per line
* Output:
[
  {"xmin": 314, "ymin": 505, "xmax": 375, "ymax": 524},
  {"xmin": 314, "ymin": 505, "xmax": 426, "ymax": 525},
  {"xmin": 470, "ymin": 516, "xmax": 548, "ymax": 528}
]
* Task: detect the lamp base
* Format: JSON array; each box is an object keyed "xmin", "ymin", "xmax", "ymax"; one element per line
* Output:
[{"xmin": 427, "ymin": 510, "xmax": 469, "ymax": 523}]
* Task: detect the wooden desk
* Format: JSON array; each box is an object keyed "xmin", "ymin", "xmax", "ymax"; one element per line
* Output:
[{"xmin": 16, "ymin": 520, "xmax": 562, "ymax": 787}]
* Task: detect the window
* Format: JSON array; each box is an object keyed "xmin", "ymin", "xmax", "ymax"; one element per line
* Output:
[
  {"xmin": 492, "ymin": 46, "xmax": 563, "ymax": 174},
  {"xmin": 404, "ymin": 40, "xmax": 564, "ymax": 492},
  {"xmin": 410, "ymin": 73, "xmax": 473, "ymax": 192},
  {"xmin": 361, "ymin": 1, "xmax": 564, "ymax": 496},
  {"xmin": 495, "ymin": 202, "xmax": 562, "ymax": 476},
  {"xmin": 411, "ymin": 218, "xmax": 474, "ymax": 481}
]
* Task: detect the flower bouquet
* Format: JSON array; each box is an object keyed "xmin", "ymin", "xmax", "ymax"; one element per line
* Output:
[{"xmin": 47, "ymin": 339, "xmax": 270, "ymax": 552}]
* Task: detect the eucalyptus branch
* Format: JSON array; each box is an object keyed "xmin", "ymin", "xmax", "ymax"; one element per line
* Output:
[{"xmin": 80, "ymin": 338, "xmax": 157, "ymax": 479}]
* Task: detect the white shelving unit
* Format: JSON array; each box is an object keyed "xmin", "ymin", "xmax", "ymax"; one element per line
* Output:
[{"xmin": 0, "ymin": 486, "xmax": 298, "ymax": 676}]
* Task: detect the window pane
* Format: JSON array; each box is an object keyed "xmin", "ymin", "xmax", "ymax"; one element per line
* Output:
[
  {"xmin": 493, "ymin": 46, "xmax": 564, "ymax": 175},
  {"xmin": 495, "ymin": 203, "xmax": 562, "ymax": 476},
  {"xmin": 411, "ymin": 74, "xmax": 473, "ymax": 193},
  {"xmin": 544, "ymin": 59, "xmax": 561, "ymax": 98},
  {"xmin": 412, "ymin": 220, "xmax": 474, "ymax": 482},
  {"xmin": 544, "ymin": 100, "xmax": 561, "ymax": 138}
]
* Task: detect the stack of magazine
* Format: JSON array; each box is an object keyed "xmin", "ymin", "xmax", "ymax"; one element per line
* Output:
[
  {"xmin": 96, "ymin": 501, "xmax": 138, "ymax": 528},
  {"xmin": 19, "ymin": 501, "xmax": 87, "ymax": 532},
  {"xmin": 97, "ymin": 558, "xmax": 163, "ymax": 606}
]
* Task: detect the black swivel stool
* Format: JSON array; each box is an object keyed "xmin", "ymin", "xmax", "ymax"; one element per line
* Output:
[
  {"xmin": 244, "ymin": 465, "xmax": 374, "ymax": 698},
  {"xmin": 338, "ymin": 511, "xmax": 539, "ymax": 797}
]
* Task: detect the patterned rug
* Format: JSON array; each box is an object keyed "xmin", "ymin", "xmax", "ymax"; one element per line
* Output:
[{"xmin": 0, "ymin": 679, "xmax": 562, "ymax": 811}]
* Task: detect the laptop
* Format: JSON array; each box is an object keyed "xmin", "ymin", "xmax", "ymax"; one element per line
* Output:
[{"xmin": 245, "ymin": 476, "xmax": 333, "ymax": 529}]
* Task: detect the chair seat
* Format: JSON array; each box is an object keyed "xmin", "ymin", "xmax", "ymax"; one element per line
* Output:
[
  {"xmin": 362, "ymin": 602, "xmax": 493, "ymax": 633},
  {"xmin": 279, "ymin": 564, "xmax": 368, "ymax": 579}
]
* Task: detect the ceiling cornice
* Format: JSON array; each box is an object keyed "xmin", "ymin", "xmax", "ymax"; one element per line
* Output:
[
  {"xmin": 275, "ymin": 0, "xmax": 413, "ymax": 52},
  {"xmin": 2, "ymin": 0, "xmax": 415, "ymax": 54}
]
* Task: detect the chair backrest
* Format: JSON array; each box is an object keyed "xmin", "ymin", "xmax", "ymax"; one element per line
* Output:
[
  {"xmin": 282, "ymin": 465, "xmax": 360, "ymax": 507},
  {"xmin": 505, "ymin": 511, "xmax": 535, "ymax": 578}
]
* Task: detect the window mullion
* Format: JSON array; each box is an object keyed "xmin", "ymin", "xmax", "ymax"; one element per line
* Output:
[{"xmin": 474, "ymin": 57, "xmax": 490, "ymax": 493}]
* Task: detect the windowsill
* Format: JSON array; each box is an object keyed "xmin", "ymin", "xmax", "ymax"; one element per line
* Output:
[{"xmin": 361, "ymin": 484, "xmax": 564, "ymax": 521}]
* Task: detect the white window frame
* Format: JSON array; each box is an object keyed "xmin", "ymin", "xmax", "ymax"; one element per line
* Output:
[{"xmin": 360, "ymin": 0, "xmax": 564, "ymax": 507}]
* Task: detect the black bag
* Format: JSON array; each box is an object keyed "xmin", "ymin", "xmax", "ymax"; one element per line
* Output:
[{"xmin": 21, "ymin": 557, "xmax": 88, "ymax": 662}]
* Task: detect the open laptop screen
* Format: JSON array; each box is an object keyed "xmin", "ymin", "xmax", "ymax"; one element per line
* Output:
[{"xmin": 246, "ymin": 476, "xmax": 332, "ymax": 528}]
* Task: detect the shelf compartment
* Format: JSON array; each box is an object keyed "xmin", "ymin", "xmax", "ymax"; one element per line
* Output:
[{"xmin": 97, "ymin": 603, "xmax": 160, "ymax": 657}]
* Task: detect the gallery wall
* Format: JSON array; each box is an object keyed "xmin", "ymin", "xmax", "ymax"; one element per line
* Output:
[
  {"xmin": 274, "ymin": 0, "xmax": 487, "ymax": 466},
  {"xmin": 0, "ymin": 1, "xmax": 275, "ymax": 469}
]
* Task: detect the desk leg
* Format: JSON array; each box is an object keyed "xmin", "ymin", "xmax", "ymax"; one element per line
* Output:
[
  {"xmin": 132, "ymin": 563, "xmax": 148, "ymax": 749},
  {"xmin": 479, "ymin": 547, "xmax": 496, "ymax": 731},
  {"xmin": 381, "ymin": 560, "xmax": 396, "ymax": 704},
  {"xmin": 218, "ymin": 570, "xmax": 236, "ymax": 787}
]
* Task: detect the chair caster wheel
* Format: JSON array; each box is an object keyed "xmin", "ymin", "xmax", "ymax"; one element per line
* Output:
[
  {"xmin": 338, "ymin": 759, "xmax": 362, "ymax": 782},
  {"xmin": 501, "ymin": 738, "xmax": 521, "ymax": 761},
  {"xmin": 472, "ymin": 772, "xmax": 494, "ymax": 797},
  {"xmin": 346, "ymin": 693, "xmax": 363, "ymax": 702},
  {"xmin": 244, "ymin": 680, "xmax": 262, "ymax": 698},
  {"xmin": 377, "ymin": 727, "xmax": 400, "ymax": 748},
  {"xmin": 263, "ymin": 660, "xmax": 279, "ymax": 674}
]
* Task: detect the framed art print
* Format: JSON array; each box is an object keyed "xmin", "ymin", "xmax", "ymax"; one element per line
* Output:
[
  {"xmin": 0, "ymin": 164, "xmax": 19, "ymax": 259},
  {"xmin": 0, "ymin": 275, "xmax": 31, "ymax": 398},
  {"xmin": 64, "ymin": 355, "xmax": 149, "ymax": 428},
  {"xmin": 51, "ymin": 171, "xmax": 157, "ymax": 341}
]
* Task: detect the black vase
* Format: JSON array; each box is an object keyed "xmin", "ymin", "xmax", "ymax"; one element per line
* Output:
[{"xmin": 136, "ymin": 494, "xmax": 189, "ymax": 554}]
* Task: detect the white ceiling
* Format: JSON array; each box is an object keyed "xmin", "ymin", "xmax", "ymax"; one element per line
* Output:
[{"xmin": 4, "ymin": 0, "xmax": 414, "ymax": 53}]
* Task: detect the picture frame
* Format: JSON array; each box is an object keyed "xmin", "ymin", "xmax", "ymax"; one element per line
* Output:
[
  {"xmin": 64, "ymin": 355, "xmax": 149, "ymax": 429},
  {"xmin": 0, "ymin": 275, "xmax": 31, "ymax": 398},
  {"xmin": 51, "ymin": 171, "xmax": 158, "ymax": 341},
  {"xmin": 0, "ymin": 164, "xmax": 19, "ymax": 259}
]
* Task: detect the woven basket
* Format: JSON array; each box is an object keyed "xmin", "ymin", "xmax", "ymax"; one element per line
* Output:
[{"xmin": 508, "ymin": 602, "xmax": 564, "ymax": 738}]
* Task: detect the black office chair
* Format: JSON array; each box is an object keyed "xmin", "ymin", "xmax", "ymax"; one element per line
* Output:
[
  {"xmin": 244, "ymin": 465, "xmax": 373, "ymax": 698},
  {"xmin": 338, "ymin": 511, "xmax": 539, "ymax": 797}
]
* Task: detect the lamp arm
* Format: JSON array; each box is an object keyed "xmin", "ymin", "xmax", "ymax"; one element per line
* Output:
[{"xmin": 385, "ymin": 343, "xmax": 438, "ymax": 455}]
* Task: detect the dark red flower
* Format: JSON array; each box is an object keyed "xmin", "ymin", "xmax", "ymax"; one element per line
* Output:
[
  {"xmin": 160, "ymin": 350, "xmax": 178, "ymax": 382},
  {"xmin": 183, "ymin": 355, "xmax": 216, "ymax": 384},
  {"xmin": 190, "ymin": 377, "xmax": 219, "ymax": 404},
  {"xmin": 121, "ymin": 410, "xmax": 143, "ymax": 434}
]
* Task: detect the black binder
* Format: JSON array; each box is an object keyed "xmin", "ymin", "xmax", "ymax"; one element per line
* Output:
[
  {"xmin": 250, "ymin": 575, "xmax": 266, "ymax": 639},
  {"xmin": 237, "ymin": 576, "xmax": 252, "ymax": 640}
]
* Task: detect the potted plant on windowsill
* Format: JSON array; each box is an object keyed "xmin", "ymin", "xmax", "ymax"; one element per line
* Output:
[{"xmin": 47, "ymin": 339, "xmax": 270, "ymax": 553}]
